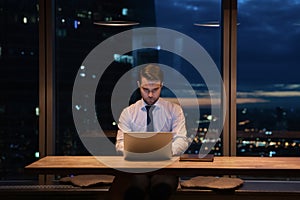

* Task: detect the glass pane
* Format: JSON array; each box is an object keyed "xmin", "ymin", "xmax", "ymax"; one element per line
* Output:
[
  {"xmin": 237, "ymin": 0, "xmax": 300, "ymax": 156},
  {"xmin": 55, "ymin": 0, "xmax": 222, "ymax": 156},
  {"xmin": 0, "ymin": 0, "xmax": 39, "ymax": 181}
]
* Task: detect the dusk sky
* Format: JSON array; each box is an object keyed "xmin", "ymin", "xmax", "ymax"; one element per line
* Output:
[
  {"xmin": 151, "ymin": 0, "xmax": 300, "ymax": 107},
  {"xmin": 237, "ymin": 0, "xmax": 300, "ymax": 84},
  {"xmin": 237, "ymin": 0, "xmax": 300, "ymax": 107}
]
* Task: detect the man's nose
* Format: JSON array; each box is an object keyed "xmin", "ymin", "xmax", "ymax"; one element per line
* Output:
[{"xmin": 148, "ymin": 91, "xmax": 153, "ymax": 97}]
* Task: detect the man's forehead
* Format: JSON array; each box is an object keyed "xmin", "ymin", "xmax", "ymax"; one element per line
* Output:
[
  {"xmin": 141, "ymin": 83, "xmax": 161, "ymax": 89},
  {"xmin": 140, "ymin": 77, "xmax": 161, "ymax": 87}
]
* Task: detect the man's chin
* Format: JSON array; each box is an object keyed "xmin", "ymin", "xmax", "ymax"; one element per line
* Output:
[
  {"xmin": 145, "ymin": 101, "xmax": 153, "ymax": 105},
  {"xmin": 145, "ymin": 99, "xmax": 158, "ymax": 105}
]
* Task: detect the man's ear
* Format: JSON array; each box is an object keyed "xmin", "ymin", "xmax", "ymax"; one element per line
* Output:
[{"xmin": 137, "ymin": 81, "xmax": 141, "ymax": 87}]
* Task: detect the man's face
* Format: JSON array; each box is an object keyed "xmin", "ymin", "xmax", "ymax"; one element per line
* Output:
[{"xmin": 139, "ymin": 76, "xmax": 162, "ymax": 105}]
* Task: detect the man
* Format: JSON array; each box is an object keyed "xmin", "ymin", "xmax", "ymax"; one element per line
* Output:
[{"xmin": 112, "ymin": 64, "xmax": 188, "ymax": 200}]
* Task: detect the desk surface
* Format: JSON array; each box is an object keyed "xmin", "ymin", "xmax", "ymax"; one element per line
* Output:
[{"xmin": 26, "ymin": 156, "xmax": 300, "ymax": 176}]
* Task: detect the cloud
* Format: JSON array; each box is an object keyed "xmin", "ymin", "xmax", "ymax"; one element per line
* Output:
[
  {"xmin": 237, "ymin": 98, "xmax": 269, "ymax": 104},
  {"xmin": 164, "ymin": 96, "xmax": 268, "ymax": 108},
  {"xmin": 274, "ymin": 84, "xmax": 300, "ymax": 90},
  {"xmin": 238, "ymin": 90, "xmax": 300, "ymax": 98}
]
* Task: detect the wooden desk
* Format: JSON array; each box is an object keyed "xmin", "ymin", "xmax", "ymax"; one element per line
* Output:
[{"xmin": 26, "ymin": 156, "xmax": 300, "ymax": 177}]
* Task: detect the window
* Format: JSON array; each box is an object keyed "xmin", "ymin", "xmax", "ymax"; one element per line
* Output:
[
  {"xmin": 237, "ymin": 0, "xmax": 300, "ymax": 156},
  {"xmin": 0, "ymin": 0, "xmax": 39, "ymax": 181}
]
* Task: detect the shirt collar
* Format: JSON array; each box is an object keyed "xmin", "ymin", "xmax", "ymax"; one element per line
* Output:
[{"xmin": 141, "ymin": 98, "xmax": 162, "ymax": 110}]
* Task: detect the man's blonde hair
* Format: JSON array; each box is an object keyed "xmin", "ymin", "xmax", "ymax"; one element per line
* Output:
[{"xmin": 139, "ymin": 64, "xmax": 164, "ymax": 82}]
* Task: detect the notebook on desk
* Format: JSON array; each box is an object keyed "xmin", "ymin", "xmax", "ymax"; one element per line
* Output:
[{"xmin": 123, "ymin": 132, "xmax": 173, "ymax": 161}]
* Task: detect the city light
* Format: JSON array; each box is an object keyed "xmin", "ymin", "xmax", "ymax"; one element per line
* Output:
[
  {"xmin": 74, "ymin": 20, "xmax": 80, "ymax": 29},
  {"xmin": 35, "ymin": 107, "xmax": 39, "ymax": 116},
  {"xmin": 79, "ymin": 73, "xmax": 86, "ymax": 77},
  {"xmin": 23, "ymin": 16, "xmax": 28, "ymax": 24},
  {"xmin": 35, "ymin": 152, "xmax": 39, "ymax": 158},
  {"xmin": 122, "ymin": 8, "xmax": 128, "ymax": 16}
]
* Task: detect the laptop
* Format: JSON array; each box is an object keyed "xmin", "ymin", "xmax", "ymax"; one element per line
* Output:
[{"xmin": 123, "ymin": 132, "xmax": 173, "ymax": 161}]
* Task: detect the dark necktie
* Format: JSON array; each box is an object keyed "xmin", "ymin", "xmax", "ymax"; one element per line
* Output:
[{"xmin": 145, "ymin": 105, "xmax": 154, "ymax": 132}]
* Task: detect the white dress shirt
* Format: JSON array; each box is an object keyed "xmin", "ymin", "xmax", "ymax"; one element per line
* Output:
[{"xmin": 116, "ymin": 98, "xmax": 188, "ymax": 155}]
